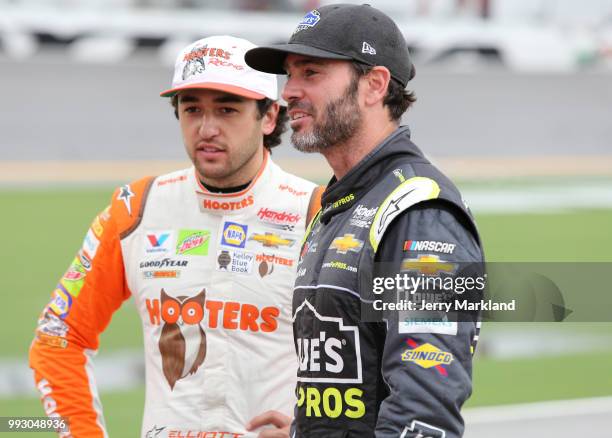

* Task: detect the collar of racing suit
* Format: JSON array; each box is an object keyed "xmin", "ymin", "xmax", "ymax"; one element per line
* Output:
[
  {"xmin": 319, "ymin": 125, "xmax": 428, "ymax": 224},
  {"xmin": 193, "ymin": 149, "xmax": 272, "ymax": 216}
]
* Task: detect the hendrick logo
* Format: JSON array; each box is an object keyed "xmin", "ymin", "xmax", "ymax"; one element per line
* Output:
[
  {"xmin": 349, "ymin": 204, "xmax": 377, "ymax": 228},
  {"xmin": 257, "ymin": 208, "xmax": 300, "ymax": 225}
]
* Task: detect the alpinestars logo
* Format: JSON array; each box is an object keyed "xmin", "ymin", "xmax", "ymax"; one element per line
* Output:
[
  {"xmin": 402, "ymin": 420, "xmax": 446, "ymax": 438},
  {"xmin": 117, "ymin": 184, "xmax": 135, "ymax": 216},
  {"xmin": 145, "ymin": 425, "xmax": 166, "ymax": 438},
  {"xmin": 378, "ymin": 189, "xmax": 416, "ymax": 235}
]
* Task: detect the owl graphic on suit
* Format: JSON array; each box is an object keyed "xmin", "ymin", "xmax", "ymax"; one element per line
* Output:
[{"xmin": 158, "ymin": 289, "xmax": 207, "ymax": 390}]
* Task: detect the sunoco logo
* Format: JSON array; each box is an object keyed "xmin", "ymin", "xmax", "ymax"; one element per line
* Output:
[
  {"xmin": 401, "ymin": 339, "xmax": 454, "ymax": 376},
  {"xmin": 293, "ymin": 300, "xmax": 362, "ymax": 383}
]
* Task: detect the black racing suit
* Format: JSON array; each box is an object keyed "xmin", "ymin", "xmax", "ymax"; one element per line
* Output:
[{"xmin": 292, "ymin": 126, "xmax": 484, "ymax": 437}]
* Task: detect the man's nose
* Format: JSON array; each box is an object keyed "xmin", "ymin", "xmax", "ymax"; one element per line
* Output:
[
  {"xmin": 198, "ymin": 115, "xmax": 220, "ymax": 139},
  {"xmin": 282, "ymin": 77, "xmax": 304, "ymax": 103}
]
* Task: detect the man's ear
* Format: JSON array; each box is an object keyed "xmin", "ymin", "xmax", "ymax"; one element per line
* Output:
[
  {"xmin": 362, "ymin": 66, "xmax": 391, "ymax": 107},
  {"xmin": 262, "ymin": 101, "xmax": 280, "ymax": 135}
]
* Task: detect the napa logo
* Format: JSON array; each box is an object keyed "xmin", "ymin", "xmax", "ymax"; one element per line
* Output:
[
  {"xmin": 294, "ymin": 9, "xmax": 321, "ymax": 34},
  {"xmin": 48, "ymin": 285, "xmax": 73, "ymax": 319},
  {"xmin": 221, "ymin": 222, "xmax": 248, "ymax": 248},
  {"xmin": 401, "ymin": 339, "xmax": 454, "ymax": 376}
]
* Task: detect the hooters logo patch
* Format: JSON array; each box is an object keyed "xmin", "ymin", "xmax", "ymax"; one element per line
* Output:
[{"xmin": 146, "ymin": 289, "xmax": 279, "ymax": 389}]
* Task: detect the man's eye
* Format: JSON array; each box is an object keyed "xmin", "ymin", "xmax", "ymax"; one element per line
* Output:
[
  {"xmin": 220, "ymin": 107, "xmax": 238, "ymax": 114},
  {"xmin": 184, "ymin": 106, "xmax": 199, "ymax": 114},
  {"xmin": 304, "ymin": 69, "xmax": 318, "ymax": 77}
]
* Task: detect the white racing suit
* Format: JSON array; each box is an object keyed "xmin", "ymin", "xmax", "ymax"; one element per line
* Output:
[{"xmin": 30, "ymin": 152, "xmax": 318, "ymax": 438}]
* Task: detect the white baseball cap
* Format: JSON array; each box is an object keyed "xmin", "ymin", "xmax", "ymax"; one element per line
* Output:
[{"xmin": 160, "ymin": 35, "xmax": 278, "ymax": 100}]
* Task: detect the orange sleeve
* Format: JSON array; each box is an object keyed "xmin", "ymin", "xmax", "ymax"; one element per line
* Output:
[
  {"xmin": 306, "ymin": 185, "xmax": 325, "ymax": 227},
  {"xmin": 28, "ymin": 177, "xmax": 153, "ymax": 438}
]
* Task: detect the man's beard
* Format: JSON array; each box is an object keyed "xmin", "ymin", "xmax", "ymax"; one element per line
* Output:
[{"xmin": 290, "ymin": 80, "xmax": 361, "ymax": 153}]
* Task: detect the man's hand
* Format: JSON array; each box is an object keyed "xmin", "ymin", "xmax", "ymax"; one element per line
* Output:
[{"xmin": 246, "ymin": 410, "xmax": 292, "ymax": 438}]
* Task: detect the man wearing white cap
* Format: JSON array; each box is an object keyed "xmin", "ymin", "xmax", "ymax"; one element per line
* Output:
[{"xmin": 30, "ymin": 35, "xmax": 322, "ymax": 438}]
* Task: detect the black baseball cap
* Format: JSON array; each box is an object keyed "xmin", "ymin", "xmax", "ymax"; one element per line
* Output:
[{"xmin": 245, "ymin": 3, "xmax": 415, "ymax": 87}]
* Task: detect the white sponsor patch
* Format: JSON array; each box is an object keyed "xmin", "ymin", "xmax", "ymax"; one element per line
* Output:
[
  {"xmin": 216, "ymin": 249, "xmax": 254, "ymax": 274},
  {"xmin": 82, "ymin": 229, "xmax": 100, "ymax": 258},
  {"xmin": 399, "ymin": 313, "xmax": 458, "ymax": 335}
]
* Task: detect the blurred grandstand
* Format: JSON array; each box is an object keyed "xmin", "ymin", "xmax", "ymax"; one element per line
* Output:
[
  {"xmin": 1, "ymin": 0, "xmax": 612, "ymax": 70},
  {"xmin": 1, "ymin": 3, "xmax": 611, "ymax": 437}
]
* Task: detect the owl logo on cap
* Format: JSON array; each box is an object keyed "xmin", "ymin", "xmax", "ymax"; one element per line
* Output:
[
  {"xmin": 293, "ymin": 9, "xmax": 320, "ymax": 34},
  {"xmin": 182, "ymin": 45, "xmax": 207, "ymax": 80}
]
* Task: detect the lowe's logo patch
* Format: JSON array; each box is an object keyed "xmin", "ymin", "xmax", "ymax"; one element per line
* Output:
[
  {"xmin": 293, "ymin": 300, "xmax": 362, "ymax": 384},
  {"xmin": 294, "ymin": 9, "xmax": 321, "ymax": 34}
]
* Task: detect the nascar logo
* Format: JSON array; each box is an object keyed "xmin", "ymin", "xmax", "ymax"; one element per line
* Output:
[{"xmin": 404, "ymin": 240, "xmax": 456, "ymax": 254}]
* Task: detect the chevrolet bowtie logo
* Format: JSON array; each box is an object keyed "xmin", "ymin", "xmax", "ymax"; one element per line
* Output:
[
  {"xmin": 330, "ymin": 233, "xmax": 364, "ymax": 254},
  {"xmin": 401, "ymin": 255, "xmax": 457, "ymax": 276},
  {"xmin": 250, "ymin": 232, "xmax": 295, "ymax": 248}
]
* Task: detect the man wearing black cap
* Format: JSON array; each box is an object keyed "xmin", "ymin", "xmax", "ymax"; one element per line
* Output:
[{"xmin": 246, "ymin": 4, "xmax": 484, "ymax": 438}]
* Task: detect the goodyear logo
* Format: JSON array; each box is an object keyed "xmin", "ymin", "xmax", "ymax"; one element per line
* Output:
[
  {"xmin": 401, "ymin": 339, "xmax": 453, "ymax": 376},
  {"xmin": 400, "ymin": 254, "xmax": 457, "ymax": 276},
  {"xmin": 221, "ymin": 222, "xmax": 248, "ymax": 248}
]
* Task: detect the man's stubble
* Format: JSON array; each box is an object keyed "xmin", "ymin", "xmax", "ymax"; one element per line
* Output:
[{"xmin": 291, "ymin": 79, "xmax": 362, "ymax": 153}]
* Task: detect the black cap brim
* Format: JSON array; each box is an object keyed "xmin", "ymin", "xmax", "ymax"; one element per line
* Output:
[{"xmin": 245, "ymin": 43, "xmax": 353, "ymax": 75}]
